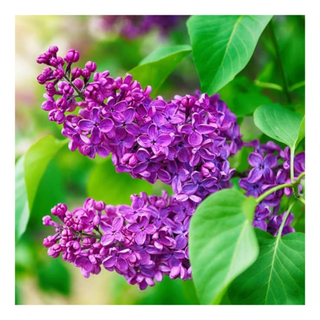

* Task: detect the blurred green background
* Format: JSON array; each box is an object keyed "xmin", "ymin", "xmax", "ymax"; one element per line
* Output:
[{"xmin": 15, "ymin": 15, "xmax": 305, "ymax": 305}]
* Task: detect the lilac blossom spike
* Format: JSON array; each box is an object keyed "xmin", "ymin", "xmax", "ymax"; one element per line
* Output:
[{"xmin": 42, "ymin": 193, "xmax": 195, "ymax": 288}]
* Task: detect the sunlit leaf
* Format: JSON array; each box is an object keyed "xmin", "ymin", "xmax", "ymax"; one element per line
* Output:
[
  {"xmin": 189, "ymin": 189, "xmax": 259, "ymax": 304},
  {"xmin": 253, "ymin": 103, "xmax": 304, "ymax": 148},
  {"xmin": 24, "ymin": 135, "xmax": 68, "ymax": 211},
  {"xmin": 128, "ymin": 45, "xmax": 191, "ymax": 97},
  {"xmin": 15, "ymin": 136, "xmax": 67, "ymax": 241},
  {"xmin": 187, "ymin": 15, "xmax": 272, "ymax": 94}
]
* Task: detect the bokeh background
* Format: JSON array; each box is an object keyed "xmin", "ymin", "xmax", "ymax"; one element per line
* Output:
[{"xmin": 15, "ymin": 15, "xmax": 305, "ymax": 305}]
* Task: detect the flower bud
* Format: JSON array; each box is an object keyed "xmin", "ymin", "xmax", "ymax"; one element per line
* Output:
[
  {"xmin": 53, "ymin": 68, "xmax": 64, "ymax": 80},
  {"xmin": 85, "ymin": 61, "xmax": 97, "ymax": 72},
  {"xmin": 51, "ymin": 203, "xmax": 68, "ymax": 217},
  {"xmin": 71, "ymin": 67, "xmax": 82, "ymax": 79},
  {"xmin": 73, "ymin": 78, "xmax": 84, "ymax": 90},
  {"xmin": 42, "ymin": 215, "xmax": 52, "ymax": 226},
  {"xmin": 64, "ymin": 49, "xmax": 80, "ymax": 63},
  {"xmin": 181, "ymin": 95, "xmax": 196, "ymax": 108},
  {"xmin": 81, "ymin": 68, "xmax": 91, "ymax": 79},
  {"xmin": 48, "ymin": 45, "xmax": 59, "ymax": 54},
  {"xmin": 37, "ymin": 74, "xmax": 47, "ymax": 84},
  {"xmin": 41, "ymin": 100, "xmax": 55, "ymax": 111}
]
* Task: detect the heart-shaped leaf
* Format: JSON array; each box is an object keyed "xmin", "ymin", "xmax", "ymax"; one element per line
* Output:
[
  {"xmin": 253, "ymin": 103, "xmax": 304, "ymax": 148},
  {"xmin": 189, "ymin": 189, "xmax": 259, "ymax": 305},
  {"xmin": 228, "ymin": 228, "xmax": 305, "ymax": 304},
  {"xmin": 187, "ymin": 15, "xmax": 272, "ymax": 95},
  {"xmin": 128, "ymin": 45, "xmax": 191, "ymax": 97}
]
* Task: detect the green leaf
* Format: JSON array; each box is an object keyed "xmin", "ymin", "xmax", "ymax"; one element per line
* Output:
[
  {"xmin": 242, "ymin": 196, "xmax": 257, "ymax": 221},
  {"xmin": 16, "ymin": 136, "xmax": 67, "ymax": 241},
  {"xmin": 189, "ymin": 189, "xmax": 259, "ymax": 305},
  {"xmin": 37, "ymin": 258, "xmax": 71, "ymax": 295},
  {"xmin": 253, "ymin": 103, "xmax": 304, "ymax": 148},
  {"xmin": 24, "ymin": 135, "xmax": 68, "ymax": 211},
  {"xmin": 296, "ymin": 116, "xmax": 305, "ymax": 148},
  {"xmin": 187, "ymin": 15, "xmax": 272, "ymax": 95},
  {"xmin": 87, "ymin": 158, "xmax": 154, "ymax": 205},
  {"xmin": 218, "ymin": 76, "xmax": 272, "ymax": 118},
  {"xmin": 228, "ymin": 229, "xmax": 305, "ymax": 304},
  {"xmin": 128, "ymin": 45, "xmax": 191, "ymax": 97},
  {"xmin": 15, "ymin": 156, "xmax": 29, "ymax": 241}
]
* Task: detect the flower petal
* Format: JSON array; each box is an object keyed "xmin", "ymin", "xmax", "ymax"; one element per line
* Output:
[
  {"xmin": 135, "ymin": 231, "xmax": 147, "ymax": 245},
  {"xmin": 248, "ymin": 152, "xmax": 263, "ymax": 167},
  {"xmin": 156, "ymin": 134, "xmax": 172, "ymax": 147},
  {"xmin": 247, "ymin": 168, "xmax": 263, "ymax": 183},
  {"xmin": 99, "ymin": 118, "xmax": 114, "ymax": 133},
  {"xmin": 116, "ymin": 257, "xmax": 128, "ymax": 272},
  {"xmin": 127, "ymin": 223, "xmax": 141, "ymax": 233},
  {"xmin": 91, "ymin": 126, "xmax": 101, "ymax": 144},
  {"xmin": 148, "ymin": 124, "xmax": 158, "ymax": 140},
  {"xmin": 145, "ymin": 224, "xmax": 157, "ymax": 234},
  {"xmin": 112, "ymin": 217, "xmax": 124, "ymax": 231},
  {"xmin": 264, "ymin": 154, "xmax": 278, "ymax": 168},
  {"xmin": 126, "ymin": 123, "xmax": 140, "ymax": 136},
  {"xmin": 101, "ymin": 234, "xmax": 115, "ymax": 246},
  {"xmin": 79, "ymin": 119, "xmax": 94, "ymax": 131},
  {"xmin": 180, "ymin": 124, "xmax": 193, "ymax": 134},
  {"xmin": 92, "ymin": 107, "xmax": 100, "ymax": 123},
  {"xmin": 197, "ymin": 124, "xmax": 217, "ymax": 134},
  {"xmin": 124, "ymin": 108, "xmax": 135, "ymax": 123},
  {"xmin": 137, "ymin": 135, "xmax": 152, "ymax": 148},
  {"xmin": 114, "ymin": 100, "xmax": 127, "ymax": 112},
  {"xmin": 96, "ymin": 146, "xmax": 110, "ymax": 158},
  {"xmin": 190, "ymin": 195, "xmax": 202, "ymax": 203},
  {"xmin": 175, "ymin": 234, "xmax": 188, "ymax": 250},
  {"xmin": 188, "ymin": 131, "xmax": 203, "ymax": 147},
  {"xmin": 182, "ymin": 183, "xmax": 198, "ymax": 195},
  {"xmin": 102, "ymin": 255, "xmax": 117, "ymax": 268}
]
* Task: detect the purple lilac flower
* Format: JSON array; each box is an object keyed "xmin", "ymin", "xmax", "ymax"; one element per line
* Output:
[
  {"xmin": 42, "ymin": 193, "xmax": 195, "ymax": 288},
  {"xmin": 37, "ymin": 46, "xmax": 243, "ymax": 289},
  {"xmin": 247, "ymin": 152, "xmax": 277, "ymax": 183},
  {"xmin": 239, "ymin": 141, "xmax": 305, "ymax": 236},
  {"xmin": 37, "ymin": 46, "xmax": 242, "ymax": 210}
]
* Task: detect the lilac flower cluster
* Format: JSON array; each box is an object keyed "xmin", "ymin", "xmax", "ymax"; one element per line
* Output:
[
  {"xmin": 43, "ymin": 192, "xmax": 194, "ymax": 289},
  {"xmin": 239, "ymin": 141, "xmax": 305, "ymax": 236},
  {"xmin": 100, "ymin": 15, "xmax": 188, "ymax": 39},
  {"xmin": 36, "ymin": 46, "xmax": 242, "ymax": 209},
  {"xmin": 37, "ymin": 46, "xmax": 242, "ymax": 286}
]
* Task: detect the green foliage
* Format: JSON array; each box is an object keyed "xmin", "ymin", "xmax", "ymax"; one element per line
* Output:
[
  {"xmin": 24, "ymin": 135, "xmax": 68, "ymax": 211},
  {"xmin": 187, "ymin": 15, "xmax": 272, "ymax": 95},
  {"xmin": 228, "ymin": 229, "xmax": 305, "ymax": 304},
  {"xmin": 189, "ymin": 189, "xmax": 259, "ymax": 305},
  {"xmin": 37, "ymin": 258, "xmax": 71, "ymax": 296},
  {"xmin": 218, "ymin": 76, "xmax": 272, "ymax": 118},
  {"xmin": 128, "ymin": 45, "xmax": 192, "ymax": 97},
  {"xmin": 15, "ymin": 135, "xmax": 67, "ymax": 241},
  {"xmin": 15, "ymin": 156, "xmax": 29, "ymax": 242},
  {"xmin": 87, "ymin": 158, "xmax": 154, "ymax": 205},
  {"xmin": 253, "ymin": 103, "xmax": 305, "ymax": 148}
]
